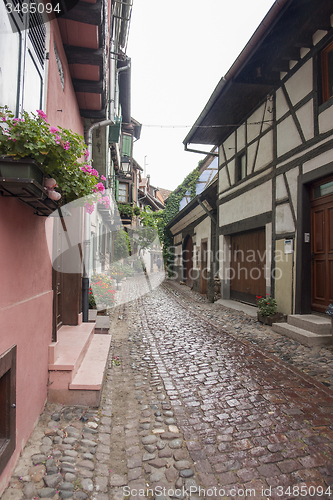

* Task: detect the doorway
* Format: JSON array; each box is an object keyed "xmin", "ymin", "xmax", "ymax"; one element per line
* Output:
[{"xmin": 311, "ymin": 176, "xmax": 333, "ymax": 312}]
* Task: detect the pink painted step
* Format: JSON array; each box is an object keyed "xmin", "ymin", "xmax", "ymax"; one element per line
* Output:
[
  {"xmin": 48, "ymin": 324, "xmax": 112, "ymax": 407},
  {"xmin": 70, "ymin": 334, "xmax": 112, "ymax": 390},
  {"xmin": 49, "ymin": 323, "xmax": 95, "ymax": 379}
]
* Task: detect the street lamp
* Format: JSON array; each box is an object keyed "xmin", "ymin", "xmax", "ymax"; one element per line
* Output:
[{"xmin": 121, "ymin": 156, "xmax": 131, "ymax": 176}]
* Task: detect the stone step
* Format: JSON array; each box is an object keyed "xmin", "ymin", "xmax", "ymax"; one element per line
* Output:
[
  {"xmin": 95, "ymin": 315, "xmax": 110, "ymax": 333},
  {"xmin": 88, "ymin": 309, "xmax": 97, "ymax": 322},
  {"xmin": 287, "ymin": 314, "xmax": 331, "ymax": 335},
  {"xmin": 49, "ymin": 323, "xmax": 95, "ymax": 375},
  {"xmin": 272, "ymin": 322, "xmax": 332, "ymax": 347},
  {"xmin": 69, "ymin": 334, "xmax": 112, "ymax": 405}
]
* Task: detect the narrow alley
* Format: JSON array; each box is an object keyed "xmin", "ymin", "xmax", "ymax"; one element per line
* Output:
[{"xmin": 3, "ymin": 281, "xmax": 333, "ymax": 500}]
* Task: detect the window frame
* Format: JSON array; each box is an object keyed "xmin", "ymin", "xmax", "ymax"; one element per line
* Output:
[
  {"xmin": 118, "ymin": 182, "xmax": 129, "ymax": 203},
  {"xmin": 0, "ymin": 345, "xmax": 17, "ymax": 476},
  {"xmin": 235, "ymin": 152, "xmax": 247, "ymax": 183},
  {"xmin": 321, "ymin": 40, "xmax": 333, "ymax": 104}
]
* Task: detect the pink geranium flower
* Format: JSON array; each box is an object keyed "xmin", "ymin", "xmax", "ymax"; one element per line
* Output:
[
  {"xmin": 101, "ymin": 175, "xmax": 106, "ymax": 181},
  {"xmin": 37, "ymin": 109, "xmax": 48, "ymax": 122},
  {"xmin": 95, "ymin": 182, "xmax": 105, "ymax": 194},
  {"xmin": 50, "ymin": 126, "xmax": 59, "ymax": 134},
  {"xmin": 63, "ymin": 141, "xmax": 70, "ymax": 150}
]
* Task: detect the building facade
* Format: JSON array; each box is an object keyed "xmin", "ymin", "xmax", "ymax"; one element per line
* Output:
[{"xmin": 184, "ymin": 0, "xmax": 333, "ymax": 315}]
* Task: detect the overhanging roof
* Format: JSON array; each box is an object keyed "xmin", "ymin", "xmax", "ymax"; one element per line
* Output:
[{"xmin": 184, "ymin": 0, "xmax": 333, "ymax": 147}]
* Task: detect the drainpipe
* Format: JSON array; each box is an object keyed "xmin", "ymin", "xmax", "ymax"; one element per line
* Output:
[{"xmin": 82, "ymin": 119, "xmax": 115, "ymax": 322}]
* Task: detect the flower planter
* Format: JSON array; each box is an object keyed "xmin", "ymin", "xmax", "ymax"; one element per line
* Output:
[
  {"xmin": 0, "ymin": 156, "xmax": 59, "ymax": 215},
  {"xmin": 257, "ymin": 312, "xmax": 287, "ymax": 326},
  {"xmin": 0, "ymin": 157, "xmax": 45, "ymax": 187}
]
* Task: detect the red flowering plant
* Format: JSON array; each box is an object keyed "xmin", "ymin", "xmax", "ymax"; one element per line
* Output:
[
  {"xmin": 0, "ymin": 106, "xmax": 107, "ymax": 207},
  {"xmin": 90, "ymin": 272, "xmax": 116, "ymax": 307},
  {"xmin": 256, "ymin": 295, "xmax": 278, "ymax": 316}
]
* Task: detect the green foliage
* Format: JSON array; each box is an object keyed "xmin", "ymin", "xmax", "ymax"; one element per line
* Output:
[
  {"xmin": 0, "ymin": 107, "xmax": 101, "ymax": 204},
  {"xmin": 113, "ymin": 228, "xmax": 131, "ymax": 261},
  {"xmin": 160, "ymin": 164, "xmax": 201, "ymax": 268},
  {"xmin": 256, "ymin": 295, "xmax": 278, "ymax": 316},
  {"xmin": 89, "ymin": 287, "xmax": 96, "ymax": 308},
  {"xmin": 132, "ymin": 206, "xmax": 163, "ymax": 253},
  {"xmin": 117, "ymin": 203, "xmax": 135, "ymax": 218}
]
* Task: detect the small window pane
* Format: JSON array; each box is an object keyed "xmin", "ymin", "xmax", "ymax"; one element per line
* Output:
[
  {"xmin": 313, "ymin": 180, "xmax": 333, "ymax": 199},
  {"xmin": 118, "ymin": 183, "xmax": 127, "ymax": 203}
]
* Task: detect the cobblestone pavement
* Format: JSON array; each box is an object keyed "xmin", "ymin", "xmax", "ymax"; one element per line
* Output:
[{"xmin": 3, "ymin": 281, "xmax": 333, "ymax": 500}]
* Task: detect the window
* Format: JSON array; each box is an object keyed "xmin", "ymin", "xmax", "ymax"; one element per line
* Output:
[
  {"xmin": 235, "ymin": 153, "xmax": 246, "ymax": 182},
  {"xmin": 321, "ymin": 41, "xmax": 333, "ymax": 103},
  {"xmin": 118, "ymin": 183, "xmax": 128, "ymax": 203},
  {"xmin": 0, "ymin": 345, "xmax": 16, "ymax": 476},
  {"xmin": 1, "ymin": 0, "xmax": 46, "ymax": 113}
]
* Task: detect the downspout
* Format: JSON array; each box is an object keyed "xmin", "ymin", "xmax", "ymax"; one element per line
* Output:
[{"xmin": 82, "ymin": 119, "xmax": 115, "ymax": 322}]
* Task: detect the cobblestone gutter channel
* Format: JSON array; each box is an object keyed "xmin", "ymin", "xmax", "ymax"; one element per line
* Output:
[{"xmin": 2, "ymin": 281, "xmax": 333, "ymax": 500}]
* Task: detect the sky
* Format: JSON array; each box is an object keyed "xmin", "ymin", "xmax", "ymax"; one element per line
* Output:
[{"xmin": 127, "ymin": 0, "xmax": 276, "ymax": 192}]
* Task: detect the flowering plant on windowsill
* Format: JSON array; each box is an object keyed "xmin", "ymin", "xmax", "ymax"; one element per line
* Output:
[
  {"xmin": 0, "ymin": 106, "xmax": 107, "ymax": 209},
  {"xmin": 256, "ymin": 295, "xmax": 278, "ymax": 317}
]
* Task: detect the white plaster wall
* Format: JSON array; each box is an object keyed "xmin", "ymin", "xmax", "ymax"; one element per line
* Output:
[
  {"xmin": 303, "ymin": 149, "xmax": 333, "ymax": 173},
  {"xmin": 276, "ymin": 204, "xmax": 295, "ymax": 234},
  {"xmin": 296, "ymin": 100, "xmax": 314, "ymax": 141},
  {"xmin": 277, "ymin": 115, "xmax": 303, "ymax": 157},
  {"xmin": 228, "ymin": 159, "xmax": 235, "ymax": 185},
  {"xmin": 237, "ymin": 124, "xmax": 246, "ymax": 151},
  {"xmin": 170, "ymin": 205, "xmax": 204, "ymax": 235},
  {"xmin": 224, "ymin": 133, "xmax": 236, "ymax": 161},
  {"xmin": 254, "ymin": 130, "xmax": 273, "ymax": 171},
  {"xmin": 276, "ymin": 175, "xmax": 288, "ymax": 201},
  {"xmin": 247, "ymin": 104, "xmax": 265, "ymax": 143},
  {"xmin": 219, "ymin": 144, "xmax": 226, "ymax": 164},
  {"xmin": 286, "ymin": 167, "xmax": 299, "ymax": 219},
  {"xmin": 284, "ymin": 59, "xmax": 313, "ymax": 106},
  {"xmin": 218, "ymin": 234, "xmax": 231, "ymax": 297},
  {"xmin": 247, "ymin": 141, "xmax": 257, "ymax": 173},
  {"xmin": 319, "ymin": 105, "xmax": 333, "ymax": 134},
  {"xmin": 276, "ymin": 88, "xmax": 289, "ymax": 120},
  {"xmin": 218, "ymin": 166, "xmax": 230, "ymax": 193},
  {"xmin": 195, "ymin": 218, "xmax": 211, "ymax": 270},
  {"xmin": 219, "ymin": 180, "xmax": 272, "ymax": 226},
  {"xmin": 174, "ymin": 234, "xmax": 182, "ymax": 245}
]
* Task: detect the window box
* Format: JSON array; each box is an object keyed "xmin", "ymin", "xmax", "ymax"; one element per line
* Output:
[{"xmin": 0, "ymin": 157, "xmax": 58, "ymax": 215}]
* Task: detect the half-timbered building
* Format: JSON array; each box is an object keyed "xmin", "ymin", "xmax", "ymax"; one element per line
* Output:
[{"xmin": 184, "ymin": 0, "xmax": 333, "ymax": 324}]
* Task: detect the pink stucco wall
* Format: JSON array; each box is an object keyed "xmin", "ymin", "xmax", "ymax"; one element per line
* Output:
[
  {"xmin": 0, "ymin": 15, "xmax": 88, "ymax": 495},
  {"xmin": 0, "ymin": 196, "xmax": 53, "ymax": 495},
  {"xmin": 46, "ymin": 19, "xmax": 85, "ymax": 136}
]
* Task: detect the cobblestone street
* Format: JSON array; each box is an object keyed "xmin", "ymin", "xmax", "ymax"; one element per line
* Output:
[{"xmin": 3, "ymin": 280, "xmax": 333, "ymax": 500}]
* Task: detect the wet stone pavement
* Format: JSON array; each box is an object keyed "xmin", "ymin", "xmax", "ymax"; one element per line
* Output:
[{"xmin": 3, "ymin": 280, "xmax": 333, "ymax": 500}]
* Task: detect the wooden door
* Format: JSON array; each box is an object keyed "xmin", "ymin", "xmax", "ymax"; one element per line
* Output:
[
  {"xmin": 230, "ymin": 229, "xmax": 266, "ymax": 304},
  {"xmin": 201, "ymin": 240, "xmax": 208, "ymax": 295},
  {"xmin": 184, "ymin": 236, "xmax": 193, "ymax": 287},
  {"xmin": 311, "ymin": 179, "xmax": 333, "ymax": 312}
]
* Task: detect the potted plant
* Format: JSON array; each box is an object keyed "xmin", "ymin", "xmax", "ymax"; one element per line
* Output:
[
  {"xmin": 256, "ymin": 295, "xmax": 286, "ymax": 326},
  {"xmin": 0, "ymin": 106, "xmax": 106, "ymax": 209},
  {"xmin": 90, "ymin": 273, "xmax": 116, "ymax": 309}
]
